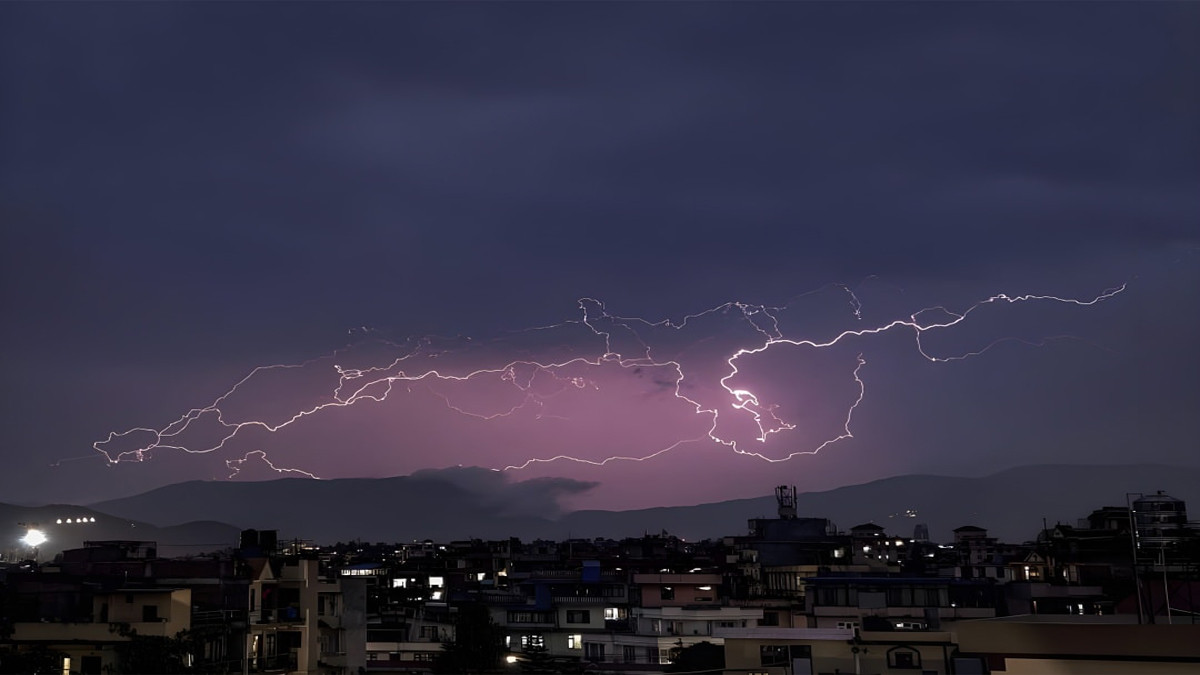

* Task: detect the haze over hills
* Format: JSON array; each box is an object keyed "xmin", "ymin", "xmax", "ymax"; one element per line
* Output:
[
  {"xmin": 0, "ymin": 501, "xmax": 241, "ymax": 560},
  {"xmin": 74, "ymin": 463, "xmax": 1200, "ymax": 548}
]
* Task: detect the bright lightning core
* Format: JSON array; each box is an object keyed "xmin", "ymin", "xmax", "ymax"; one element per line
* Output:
[{"xmin": 88, "ymin": 280, "xmax": 1124, "ymax": 481}]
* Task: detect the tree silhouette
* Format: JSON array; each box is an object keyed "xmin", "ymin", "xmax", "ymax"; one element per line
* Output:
[
  {"xmin": 666, "ymin": 641, "xmax": 725, "ymax": 673},
  {"xmin": 434, "ymin": 603, "xmax": 505, "ymax": 673}
]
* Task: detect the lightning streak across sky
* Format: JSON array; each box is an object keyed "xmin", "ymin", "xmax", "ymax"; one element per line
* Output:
[{"xmin": 88, "ymin": 281, "xmax": 1126, "ymax": 479}]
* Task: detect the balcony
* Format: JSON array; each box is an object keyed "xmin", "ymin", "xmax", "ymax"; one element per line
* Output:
[
  {"xmin": 253, "ymin": 654, "xmax": 298, "ymax": 672},
  {"xmin": 552, "ymin": 595, "xmax": 613, "ymax": 604},
  {"xmin": 11, "ymin": 621, "xmax": 174, "ymax": 642},
  {"xmin": 504, "ymin": 620, "xmax": 557, "ymax": 629},
  {"xmin": 482, "ymin": 590, "xmax": 528, "ymax": 604},
  {"xmin": 517, "ymin": 570, "xmax": 626, "ymax": 582},
  {"xmin": 320, "ymin": 653, "xmax": 348, "ymax": 669},
  {"xmin": 255, "ymin": 606, "xmax": 308, "ymax": 624},
  {"xmin": 604, "ymin": 618, "xmax": 631, "ymax": 632},
  {"xmin": 633, "ymin": 573, "xmax": 722, "ymax": 585}
]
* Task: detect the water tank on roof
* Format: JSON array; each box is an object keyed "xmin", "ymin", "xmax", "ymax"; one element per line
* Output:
[
  {"xmin": 776, "ymin": 485, "xmax": 797, "ymax": 520},
  {"xmin": 1132, "ymin": 491, "xmax": 1187, "ymax": 549}
]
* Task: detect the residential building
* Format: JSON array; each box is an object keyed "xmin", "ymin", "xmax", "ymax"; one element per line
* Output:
[
  {"xmin": 7, "ymin": 587, "xmax": 192, "ymax": 674},
  {"xmin": 247, "ymin": 554, "xmax": 366, "ymax": 674}
]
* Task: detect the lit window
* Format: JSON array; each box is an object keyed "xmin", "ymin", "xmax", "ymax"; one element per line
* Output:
[
  {"xmin": 760, "ymin": 646, "xmax": 788, "ymax": 667},
  {"xmin": 520, "ymin": 635, "xmax": 545, "ymax": 650},
  {"xmin": 567, "ymin": 634, "xmax": 582, "ymax": 649}
]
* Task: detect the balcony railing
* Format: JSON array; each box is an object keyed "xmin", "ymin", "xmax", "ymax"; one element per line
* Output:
[
  {"xmin": 254, "ymin": 606, "xmax": 308, "ymax": 624},
  {"xmin": 552, "ymin": 595, "xmax": 613, "ymax": 604},
  {"xmin": 252, "ymin": 654, "xmax": 298, "ymax": 672}
]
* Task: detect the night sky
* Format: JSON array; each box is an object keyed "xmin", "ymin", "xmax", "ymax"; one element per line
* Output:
[{"xmin": 2, "ymin": 2, "xmax": 1197, "ymax": 510}]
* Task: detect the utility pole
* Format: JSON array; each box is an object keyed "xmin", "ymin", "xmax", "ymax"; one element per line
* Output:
[
  {"xmin": 1126, "ymin": 493, "xmax": 1145, "ymax": 624},
  {"xmin": 1161, "ymin": 548, "xmax": 1173, "ymax": 625}
]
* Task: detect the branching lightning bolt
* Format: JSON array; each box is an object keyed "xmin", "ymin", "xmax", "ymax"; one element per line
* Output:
[
  {"xmin": 90, "ymin": 282, "xmax": 1126, "ymax": 478},
  {"xmin": 226, "ymin": 450, "xmax": 321, "ymax": 480}
]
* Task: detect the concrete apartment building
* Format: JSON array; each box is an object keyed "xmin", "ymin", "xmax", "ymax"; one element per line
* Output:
[
  {"xmin": 363, "ymin": 610, "xmax": 454, "ymax": 670},
  {"xmin": 7, "ymin": 587, "xmax": 192, "ymax": 674},
  {"xmin": 489, "ymin": 562, "xmax": 629, "ymax": 662},
  {"xmin": 246, "ymin": 554, "xmax": 367, "ymax": 674},
  {"xmin": 804, "ymin": 576, "xmax": 998, "ymax": 632},
  {"xmin": 719, "ymin": 626, "xmax": 956, "ymax": 675},
  {"xmin": 718, "ymin": 617, "xmax": 1200, "ymax": 675},
  {"xmin": 1, "ymin": 538, "xmax": 250, "ymax": 674}
]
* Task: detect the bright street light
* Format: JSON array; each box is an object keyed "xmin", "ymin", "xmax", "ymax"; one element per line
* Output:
[{"xmin": 21, "ymin": 528, "xmax": 47, "ymax": 548}]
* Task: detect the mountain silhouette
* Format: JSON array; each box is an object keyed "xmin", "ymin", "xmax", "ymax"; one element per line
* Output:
[{"xmin": 72, "ymin": 463, "xmax": 1200, "ymax": 546}]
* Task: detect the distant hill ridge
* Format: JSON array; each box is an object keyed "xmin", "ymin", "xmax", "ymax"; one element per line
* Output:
[
  {"xmin": 74, "ymin": 463, "xmax": 1200, "ymax": 546},
  {"xmin": 0, "ymin": 502, "xmax": 242, "ymax": 560}
]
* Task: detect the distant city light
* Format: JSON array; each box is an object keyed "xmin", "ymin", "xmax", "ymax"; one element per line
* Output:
[
  {"xmin": 57, "ymin": 516, "xmax": 96, "ymax": 526},
  {"xmin": 21, "ymin": 528, "xmax": 47, "ymax": 547}
]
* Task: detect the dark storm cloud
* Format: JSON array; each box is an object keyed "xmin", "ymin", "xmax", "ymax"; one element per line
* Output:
[
  {"xmin": 1, "ymin": 2, "xmax": 1196, "ymax": 506},
  {"xmin": 409, "ymin": 467, "xmax": 598, "ymax": 519},
  {"xmin": 6, "ymin": 3, "xmax": 1194, "ymax": 308}
]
